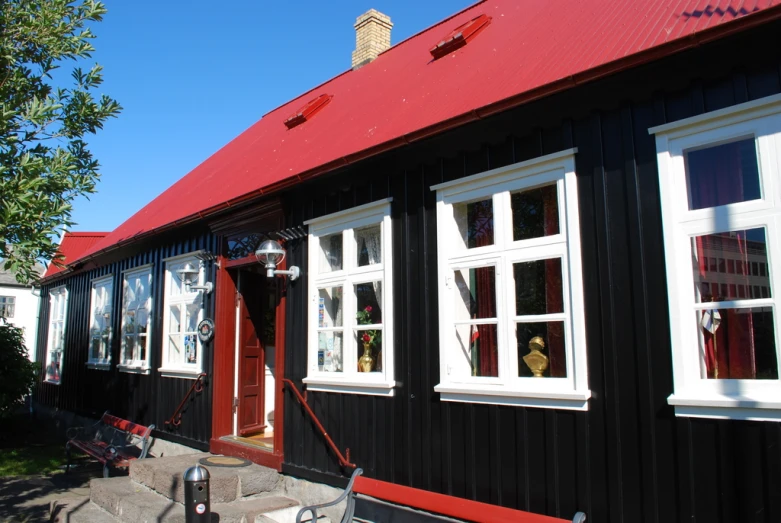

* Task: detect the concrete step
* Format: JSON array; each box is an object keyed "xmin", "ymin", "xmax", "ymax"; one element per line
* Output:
[
  {"xmin": 90, "ymin": 476, "xmax": 299, "ymax": 523},
  {"xmin": 90, "ymin": 476, "xmax": 184, "ymax": 522},
  {"xmin": 130, "ymin": 453, "xmax": 280, "ymax": 503},
  {"xmin": 50, "ymin": 496, "xmax": 120, "ymax": 522}
]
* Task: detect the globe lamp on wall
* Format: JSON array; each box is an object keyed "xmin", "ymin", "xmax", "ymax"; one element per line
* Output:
[
  {"xmin": 255, "ymin": 239, "xmax": 300, "ymax": 281},
  {"xmin": 175, "ymin": 262, "xmax": 213, "ymax": 294}
]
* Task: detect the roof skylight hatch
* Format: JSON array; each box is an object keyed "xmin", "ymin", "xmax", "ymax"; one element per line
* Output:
[
  {"xmin": 429, "ymin": 13, "xmax": 492, "ymax": 60},
  {"xmin": 284, "ymin": 94, "xmax": 333, "ymax": 129}
]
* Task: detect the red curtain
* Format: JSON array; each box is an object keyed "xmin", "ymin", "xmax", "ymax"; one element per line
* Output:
[
  {"xmin": 544, "ymin": 188, "xmax": 566, "ymax": 377},
  {"xmin": 469, "ymin": 201, "xmax": 498, "ymax": 377},
  {"xmin": 690, "ymin": 145, "xmax": 757, "ymax": 379},
  {"xmin": 698, "ymin": 232, "xmax": 757, "ymax": 379}
]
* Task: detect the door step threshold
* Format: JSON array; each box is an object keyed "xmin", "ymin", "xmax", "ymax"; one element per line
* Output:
[{"xmin": 221, "ymin": 434, "xmax": 274, "ymax": 451}]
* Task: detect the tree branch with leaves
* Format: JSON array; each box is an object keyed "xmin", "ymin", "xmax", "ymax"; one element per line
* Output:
[{"xmin": 0, "ymin": 0, "xmax": 121, "ymax": 283}]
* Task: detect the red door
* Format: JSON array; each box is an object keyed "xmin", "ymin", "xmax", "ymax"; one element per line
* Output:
[{"xmin": 238, "ymin": 270, "xmax": 267, "ymax": 436}]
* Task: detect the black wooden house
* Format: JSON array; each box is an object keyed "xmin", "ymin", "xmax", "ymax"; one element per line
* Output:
[{"xmin": 34, "ymin": 1, "xmax": 781, "ymax": 521}]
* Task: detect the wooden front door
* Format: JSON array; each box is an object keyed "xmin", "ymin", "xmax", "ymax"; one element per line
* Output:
[{"xmin": 238, "ymin": 270, "xmax": 267, "ymax": 436}]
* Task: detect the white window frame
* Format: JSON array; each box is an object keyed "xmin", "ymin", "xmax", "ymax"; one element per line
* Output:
[
  {"xmin": 159, "ymin": 253, "xmax": 207, "ymax": 379},
  {"xmin": 651, "ymin": 93, "xmax": 781, "ymax": 421},
  {"xmin": 86, "ymin": 275, "xmax": 113, "ymax": 370},
  {"xmin": 432, "ymin": 149, "xmax": 590, "ymax": 410},
  {"xmin": 45, "ymin": 286, "xmax": 68, "ymax": 384},
  {"xmin": 118, "ymin": 265, "xmax": 153, "ymax": 374},
  {"xmin": 303, "ymin": 198, "xmax": 396, "ymax": 396}
]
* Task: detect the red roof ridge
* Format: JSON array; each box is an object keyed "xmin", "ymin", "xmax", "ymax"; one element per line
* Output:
[
  {"xmin": 62, "ymin": 231, "xmax": 109, "ymax": 237},
  {"xmin": 261, "ymin": 0, "xmax": 487, "ymax": 121}
]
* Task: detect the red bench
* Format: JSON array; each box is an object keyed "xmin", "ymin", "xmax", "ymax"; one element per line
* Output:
[
  {"xmin": 296, "ymin": 468, "xmax": 587, "ymax": 523},
  {"xmin": 65, "ymin": 411, "xmax": 155, "ymax": 478}
]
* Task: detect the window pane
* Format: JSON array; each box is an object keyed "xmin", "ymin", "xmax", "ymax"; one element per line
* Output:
[
  {"xmin": 356, "ymin": 329, "xmax": 382, "ymax": 373},
  {"xmin": 454, "ymin": 198, "xmax": 494, "ymax": 249},
  {"xmin": 185, "ymin": 334, "xmax": 197, "ymax": 364},
  {"xmin": 513, "ymin": 258, "xmax": 563, "ymax": 315},
  {"xmin": 454, "ymin": 266, "xmax": 496, "ymax": 321},
  {"xmin": 517, "ymin": 322, "xmax": 567, "ymax": 378},
  {"xmin": 454, "ymin": 323, "xmax": 498, "ymax": 377},
  {"xmin": 137, "ymin": 309, "xmax": 148, "ymax": 334},
  {"xmin": 356, "ymin": 224, "xmax": 381, "ymax": 267},
  {"xmin": 91, "ymin": 338, "xmax": 101, "ymax": 361},
  {"xmin": 168, "ymin": 335, "xmax": 181, "ymax": 364},
  {"xmin": 185, "ymin": 303, "xmax": 200, "ymax": 332},
  {"xmin": 692, "ymin": 228, "xmax": 770, "ymax": 303},
  {"xmin": 318, "ymin": 287, "xmax": 343, "ymax": 327},
  {"xmin": 356, "ymin": 282, "xmax": 382, "ymax": 325},
  {"xmin": 319, "ymin": 233, "xmax": 343, "ymax": 272},
  {"xmin": 169, "ymin": 304, "xmax": 182, "ymax": 333},
  {"xmin": 686, "ymin": 138, "xmax": 760, "ymax": 210},
  {"xmin": 124, "ymin": 312, "xmax": 136, "ymax": 334},
  {"xmin": 124, "ymin": 335, "xmax": 136, "ymax": 362},
  {"xmin": 318, "ymin": 332, "xmax": 343, "ymax": 372},
  {"xmin": 511, "ymin": 184, "xmax": 559, "ymax": 241},
  {"xmin": 138, "ymin": 335, "xmax": 147, "ymax": 362},
  {"xmin": 696, "ymin": 307, "xmax": 778, "ymax": 379}
]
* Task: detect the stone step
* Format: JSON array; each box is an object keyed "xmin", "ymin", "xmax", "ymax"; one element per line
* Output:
[
  {"xmin": 130, "ymin": 453, "xmax": 280, "ymax": 503},
  {"xmin": 90, "ymin": 476, "xmax": 299, "ymax": 523},
  {"xmin": 50, "ymin": 496, "xmax": 120, "ymax": 523},
  {"xmin": 260, "ymin": 504, "xmax": 332, "ymax": 523}
]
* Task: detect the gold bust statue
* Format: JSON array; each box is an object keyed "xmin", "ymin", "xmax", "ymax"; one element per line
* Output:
[{"xmin": 523, "ymin": 336, "xmax": 548, "ymax": 377}]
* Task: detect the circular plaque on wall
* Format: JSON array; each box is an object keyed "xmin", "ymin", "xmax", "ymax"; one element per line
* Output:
[{"xmin": 197, "ymin": 318, "xmax": 215, "ymax": 343}]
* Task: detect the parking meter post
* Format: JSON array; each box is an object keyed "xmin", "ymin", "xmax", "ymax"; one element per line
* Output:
[{"xmin": 183, "ymin": 464, "xmax": 211, "ymax": 523}]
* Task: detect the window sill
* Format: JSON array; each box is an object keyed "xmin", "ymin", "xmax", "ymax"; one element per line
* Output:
[
  {"xmin": 303, "ymin": 377, "xmax": 396, "ymax": 397},
  {"xmin": 86, "ymin": 362, "xmax": 111, "ymax": 371},
  {"xmin": 668, "ymin": 393, "xmax": 781, "ymax": 422},
  {"xmin": 43, "ymin": 379, "xmax": 61, "ymax": 386},
  {"xmin": 434, "ymin": 383, "xmax": 591, "ymax": 411},
  {"xmin": 158, "ymin": 367, "xmax": 204, "ymax": 379},
  {"xmin": 117, "ymin": 364, "xmax": 151, "ymax": 375}
]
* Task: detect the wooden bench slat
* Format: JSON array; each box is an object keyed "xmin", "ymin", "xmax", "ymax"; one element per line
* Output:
[{"xmin": 66, "ymin": 412, "xmax": 154, "ymax": 478}]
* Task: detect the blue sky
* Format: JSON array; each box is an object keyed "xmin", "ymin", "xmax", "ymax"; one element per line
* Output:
[{"xmin": 70, "ymin": 0, "xmax": 475, "ymax": 232}]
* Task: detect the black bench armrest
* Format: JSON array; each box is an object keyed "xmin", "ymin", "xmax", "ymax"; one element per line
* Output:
[{"xmin": 296, "ymin": 468, "xmax": 363, "ymax": 523}]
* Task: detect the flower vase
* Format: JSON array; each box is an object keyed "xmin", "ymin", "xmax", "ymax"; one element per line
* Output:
[{"xmin": 358, "ymin": 342, "xmax": 375, "ymax": 372}]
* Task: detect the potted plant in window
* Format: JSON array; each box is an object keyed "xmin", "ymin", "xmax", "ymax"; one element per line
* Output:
[{"xmin": 356, "ymin": 306, "xmax": 380, "ymax": 372}]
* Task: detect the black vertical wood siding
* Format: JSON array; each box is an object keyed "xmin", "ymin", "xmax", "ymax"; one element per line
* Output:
[
  {"xmin": 282, "ymin": 23, "xmax": 781, "ymax": 523},
  {"xmin": 34, "ymin": 227, "xmax": 219, "ymax": 448}
]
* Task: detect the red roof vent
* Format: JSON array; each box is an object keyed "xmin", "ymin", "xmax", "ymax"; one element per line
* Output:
[
  {"xmin": 284, "ymin": 94, "xmax": 333, "ymax": 129},
  {"xmin": 430, "ymin": 14, "xmax": 492, "ymax": 60}
]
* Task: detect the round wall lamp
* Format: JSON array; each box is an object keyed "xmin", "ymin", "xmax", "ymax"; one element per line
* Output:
[
  {"xmin": 255, "ymin": 239, "xmax": 300, "ymax": 281},
  {"xmin": 176, "ymin": 262, "xmax": 213, "ymax": 294}
]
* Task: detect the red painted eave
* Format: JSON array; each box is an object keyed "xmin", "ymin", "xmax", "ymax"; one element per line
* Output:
[
  {"xmin": 43, "ymin": 232, "xmax": 109, "ymax": 280},
  {"xmin": 74, "ymin": 0, "xmax": 781, "ymax": 266}
]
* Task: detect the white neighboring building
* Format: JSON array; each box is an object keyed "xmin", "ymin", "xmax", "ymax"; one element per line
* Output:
[{"xmin": 0, "ymin": 265, "xmax": 44, "ymax": 361}]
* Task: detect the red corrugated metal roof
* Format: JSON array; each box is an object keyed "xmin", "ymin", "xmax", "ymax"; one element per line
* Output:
[
  {"xmin": 44, "ymin": 232, "xmax": 108, "ymax": 278},
  {"xmin": 77, "ymin": 0, "xmax": 781, "ymax": 266}
]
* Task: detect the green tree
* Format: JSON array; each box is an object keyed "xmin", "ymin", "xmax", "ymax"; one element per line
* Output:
[
  {"xmin": 0, "ymin": 321, "xmax": 37, "ymax": 418},
  {"xmin": 0, "ymin": 0, "xmax": 121, "ymax": 284}
]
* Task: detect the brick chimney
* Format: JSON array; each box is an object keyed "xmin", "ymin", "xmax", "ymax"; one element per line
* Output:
[{"xmin": 351, "ymin": 9, "xmax": 392, "ymax": 69}]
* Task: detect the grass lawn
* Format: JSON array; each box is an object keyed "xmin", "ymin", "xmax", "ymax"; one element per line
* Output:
[
  {"xmin": 0, "ymin": 413, "xmax": 75, "ymax": 478},
  {"xmin": 0, "ymin": 443, "xmax": 67, "ymax": 477}
]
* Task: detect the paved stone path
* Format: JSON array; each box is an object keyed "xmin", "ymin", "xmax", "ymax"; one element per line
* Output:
[{"xmin": 0, "ymin": 464, "xmax": 101, "ymax": 522}]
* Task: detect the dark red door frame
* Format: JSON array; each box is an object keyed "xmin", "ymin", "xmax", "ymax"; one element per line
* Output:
[{"xmin": 210, "ymin": 252, "xmax": 286, "ymax": 471}]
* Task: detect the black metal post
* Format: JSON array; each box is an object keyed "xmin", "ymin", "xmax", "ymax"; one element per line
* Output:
[{"xmin": 183, "ymin": 464, "xmax": 211, "ymax": 523}]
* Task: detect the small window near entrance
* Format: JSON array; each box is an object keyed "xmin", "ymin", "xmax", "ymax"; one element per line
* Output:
[
  {"xmin": 159, "ymin": 254, "xmax": 207, "ymax": 378},
  {"xmin": 304, "ymin": 199, "xmax": 395, "ymax": 396}
]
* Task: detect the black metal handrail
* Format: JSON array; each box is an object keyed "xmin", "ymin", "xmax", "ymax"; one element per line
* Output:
[{"xmin": 165, "ymin": 373, "xmax": 207, "ymax": 427}]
